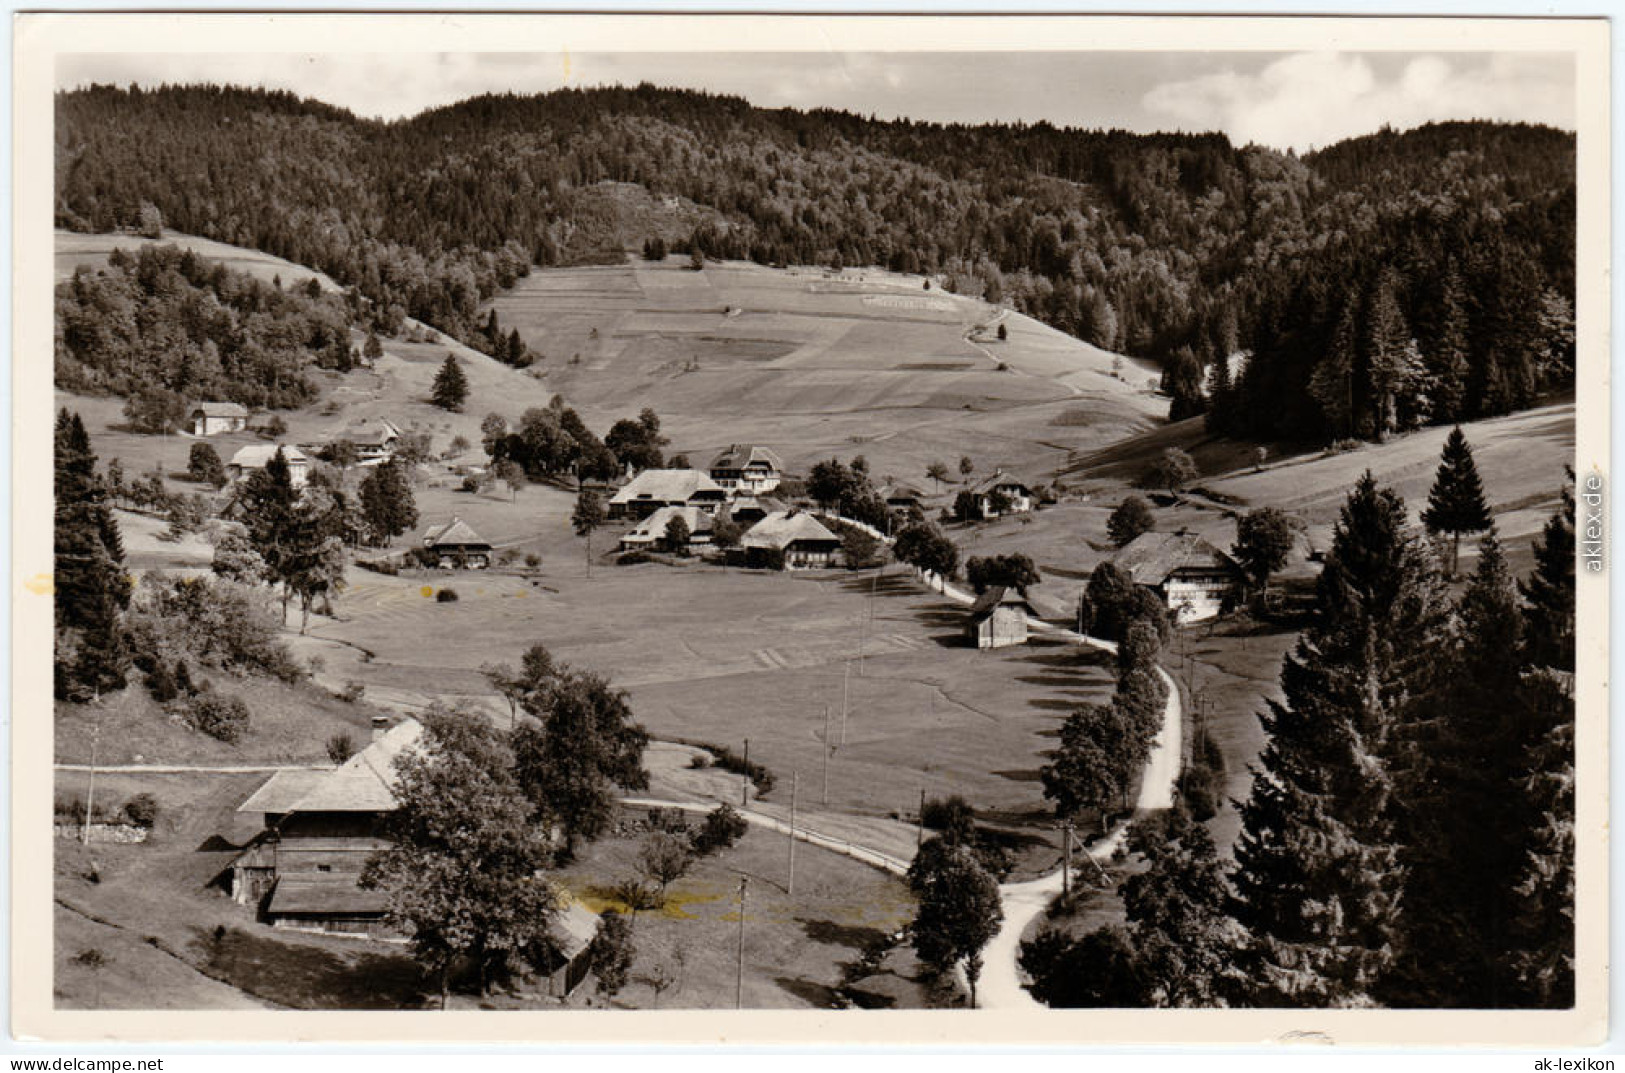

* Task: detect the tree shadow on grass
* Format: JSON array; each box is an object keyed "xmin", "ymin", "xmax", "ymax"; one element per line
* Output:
[
  {"xmin": 190, "ymin": 925, "xmax": 427, "ymax": 1009},
  {"xmin": 1028, "ymin": 698, "xmax": 1081, "ymax": 712},
  {"xmin": 797, "ymin": 918, "xmax": 889, "ymax": 950},
  {"xmin": 775, "ymin": 975, "xmax": 843, "ymax": 1008},
  {"xmin": 991, "ymin": 768, "xmax": 1044, "ymax": 784}
]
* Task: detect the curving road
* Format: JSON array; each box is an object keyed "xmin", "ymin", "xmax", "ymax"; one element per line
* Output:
[{"xmin": 921, "ymin": 570, "xmax": 1183, "ymax": 1009}]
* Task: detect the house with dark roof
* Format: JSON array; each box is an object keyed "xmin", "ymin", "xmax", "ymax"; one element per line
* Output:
[
  {"xmin": 422, "ymin": 516, "xmax": 493, "ymax": 568},
  {"xmin": 966, "ymin": 471, "xmax": 1033, "ymax": 517},
  {"xmin": 965, "ymin": 586, "xmax": 1034, "ymax": 649},
  {"xmin": 742, "ymin": 510, "xmax": 842, "ymax": 569},
  {"xmin": 708, "ymin": 445, "xmax": 784, "ymax": 495},
  {"xmin": 619, "ymin": 505, "xmax": 714, "ymax": 552},
  {"xmin": 722, "ymin": 495, "xmax": 785, "ymax": 528},
  {"xmin": 231, "ymin": 717, "xmax": 423, "ymax": 934},
  {"xmin": 344, "ymin": 419, "xmax": 403, "ymax": 463},
  {"xmin": 880, "ymin": 481, "xmax": 927, "ymax": 517},
  {"xmin": 228, "ymin": 443, "xmax": 310, "ymax": 488},
  {"xmin": 1112, "ymin": 531, "xmax": 1243, "ymax": 624},
  {"xmin": 190, "ymin": 401, "xmax": 249, "ymax": 437},
  {"xmin": 608, "ymin": 468, "xmax": 728, "ymax": 520}
]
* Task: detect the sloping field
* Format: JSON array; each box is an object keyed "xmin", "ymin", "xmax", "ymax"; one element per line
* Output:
[{"xmin": 487, "ymin": 257, "xmax": 1164, "ymax": 485}]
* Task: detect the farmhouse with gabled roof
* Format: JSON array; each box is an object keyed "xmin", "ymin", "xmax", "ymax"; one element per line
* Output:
[
  {"xmin": 231, "ymin": 717, "xmax": 423, "ymax": 934},
  {"xmin": 742, "ymin": 510, "xmax": 842, "ymax": 569},
  {"xmin": 966, "ymin": 471, "xmax": 1033, "ymax": 517},
  {"xmin": 608, "ymin": 468, "xmax": 728, "ymax": 519},
  {"xmin": 1112, "ymin": 530, "xmax": 1243, "ymax": 624},
  {"xmin": 708, "ymin": 444, "xmax": 784, "ymax": 494},
  {"xmin": 619, "ymin": 504, "xmax": 714, "ymax": 552},
  {"xmin": 422, "ymin": 516, "xmax": 493, "ymax": 568},
  {"xmin": 189, "ymin": 401, "xmax": 249, "ymax": 437},
  {"xmin": 228, "ymin": 443, "xmax": 310, "ymax": 488}
]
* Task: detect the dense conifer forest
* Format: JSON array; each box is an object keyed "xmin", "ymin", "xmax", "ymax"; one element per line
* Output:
[{"xmin": 56, "ymin": 83, "xmax": 1574, "ymax": 442}]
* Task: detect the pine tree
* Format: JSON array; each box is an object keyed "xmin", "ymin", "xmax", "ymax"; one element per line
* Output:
[
  {"xmin": 1229, "ymin": 473, "xmax": 1445, "ymax": 1006},
  {"xmin": 1421, "ymin": 427, "xmax": 1492, "ymax": 575},
  {"xmin": 1520, "ymin": 469, "xmax": 1575, "ymax": 673},
  {"xmin": 1509, "ymin": 475, "xmax": 1576, "ymax": 1006},
  {"xmin": 1308, "ymin": 294, "xmax": 1359, "ymax": 442},
  {"xmin": 1426, "ymin": 267, "xmax": 1472, "ymax": 424},
  {"xmin": 431, "ymin": 354, "xmax": 469, "ymax": 411},
  {"xmin": 54, "ymin": 409, "xmax": 131, "ymax": 698},
  {"xmin": 1385, "ymin": 533, "xmax": 1531, "ymax": 1006}
]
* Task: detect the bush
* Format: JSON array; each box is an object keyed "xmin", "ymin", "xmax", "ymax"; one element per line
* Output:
[
  {"xmin": 921, "ymin": 795, "xmax": 977, "ymax": 840},
  {"xmin": 186, "ymin": 693, "xmax": 251, "ymax": 744},
  {"xmin": 691, "ymin": 802, "xmax": 750, "ymax": 856},
  {"xmin": 337, "ymin": 680, "xmax": 366, "ymax": 704},
  {"xmin": 127, "ymin": 573, "xmax": 304, "ymax": 684},
  {"xmin": 435, "ymin": 587, "xmax": 460, "ymax": 603},
  {"xmin": 616, "ymin": 550, "xmax": 654, "ymax": 566},
  {"xmin": 326, "ymin": 732, "xmax": 356, "ymax": 764},
  {"xmin": 687, "ymin": 752, "xmax": 712, "ymax": 769},
  {"xmin": 697, "ymin": 741, "xmax": 776, "ymax": 795},
  {"xmin": 122, "ymin": 793, "xmax": 159, "ymax": 829},
  {"xmin": 524, "ymin": 553, "xmax": 542, "ymax": 569},
  {"xmin": 263, "ymin": 415, "xmax": 288, "ymax": 438},
  {"xmin": 461, "ymin": 475, "xmax": 480, "ymax": 493}
]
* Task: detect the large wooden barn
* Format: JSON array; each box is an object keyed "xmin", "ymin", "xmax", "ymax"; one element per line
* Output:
[{"xmin": 231, "ymin": 717, "xmax": 422, "ymax": 935}]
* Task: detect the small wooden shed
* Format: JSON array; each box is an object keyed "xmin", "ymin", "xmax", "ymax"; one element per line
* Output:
[{"xmin": 966, "ymin": 586, "xmax": 1033, "ymax": 649}]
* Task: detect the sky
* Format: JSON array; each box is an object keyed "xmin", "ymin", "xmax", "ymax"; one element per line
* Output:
[{"xmin": 56, "ymin": 49, "xmax": 1576, "ymax": 153}]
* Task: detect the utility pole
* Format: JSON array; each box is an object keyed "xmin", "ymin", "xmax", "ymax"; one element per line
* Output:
[
  {"xmin": 741, "ymin": 738, "xmax": 750, "ymax": 807},
  {"xmin": 1061, "ymin": 820, "xmax": 1073, "ymax": 899},
  {"xmin": 82, "ymin": 693, "xmax": 101, "ymax": 846},
  {"xmin": 845, "ymin": 656, "xmax": 858, "ymax": 741},
  {"xmin": 822, "ymin": 705, "xmax": 832, "ymax": 806},
  {"xmin": 788, "ymin": 772, "xmax": 798, "ymax": 897},
  {"xmin": 735, "ymin": 876, "xmax": 748, "ymax": 1009},
  {"xmin": 917, "ymin": 787, "xmax": 926, "ymax": 850}
]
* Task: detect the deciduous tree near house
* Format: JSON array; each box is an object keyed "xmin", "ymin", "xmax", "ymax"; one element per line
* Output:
[
  {"xmin": 511, "ymin": 664, "xmax": 649, "ymax": 860},
  {"xmin": 571, "ymin": 489, "xmax": 605, "ymax": 578},
  {"xmin": 358, "ymin": 459, "xmax": 417, "ymax": 546},
  {"xmin": 1107, "ymin": 495, "xmax": 1155, "ymax": 548},
  {"xmin": 925, "ymin": 461, "xmax": 950, "ymax": 492},
  {"xmin": 662, "ymin": 515, "xmax": 692, "ymax": 556},
  {"xmin": 587, "ymin": 910, "xmax": 635, "ymax": 998},
  {"xmin": 1144, "ymin": 447, "xmax": 1197, "ymax": 493},
  {"xmin": 1231, "ymin": 507, "xmax": 1300, "ymax": 603},
  {"xmin": 361, "ymin": 708, "xmax": 557, "ymax": 1007}
]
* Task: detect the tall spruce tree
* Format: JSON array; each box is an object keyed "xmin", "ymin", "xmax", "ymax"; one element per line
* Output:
[
  {"xmin": 431, "ymin": 354, "xmax": 469, "ymax": 411},
  {"xmin": 1384, "ymin": 533, "xmax": 1530, "ymax": 1006},
  {"xmin": 1520, "ymin": 468, "xmax": 1575, "ymax": 673},
  {"xmin": 1421, "ymin": 427, "xmax": 1492, "ymax": 575},
  {"xmin": 1229, "ymin": 473, "xmax": 1445, "ymax": 1007},
  {"xmin": 54, "ymin": 409, "xmax": 131, "ymax": 698},
  {"xmin": 1509, "ymin": 474, "xmax": 1576, "ymax": 1006}
]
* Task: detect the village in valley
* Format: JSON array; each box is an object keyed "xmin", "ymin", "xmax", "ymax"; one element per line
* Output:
[{"xmin": 46, "ymin": 63, "xmax": 1579, "ymax": 1018}]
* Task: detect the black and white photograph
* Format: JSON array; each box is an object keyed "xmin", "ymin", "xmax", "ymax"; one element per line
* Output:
[{"xmin": 9, "ymin": 10, "xmax": 1609, "ymax": 1049}]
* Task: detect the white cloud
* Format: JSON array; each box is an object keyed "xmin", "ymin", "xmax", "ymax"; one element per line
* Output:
[{"xmin": 1142, "ymin": 51, "xmax": 1574, "ymax": 152}]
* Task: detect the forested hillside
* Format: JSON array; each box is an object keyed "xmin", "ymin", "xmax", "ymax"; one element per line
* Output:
[{"xmin": 56, "ymin": 84, "xmax": 1574, "ymax": 442}]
